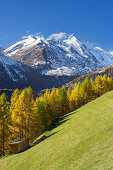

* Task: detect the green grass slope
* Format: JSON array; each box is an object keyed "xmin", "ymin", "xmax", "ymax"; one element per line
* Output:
[{"xmin": 0, "ymin": 91, "xmax": 113, "ymax": 170}]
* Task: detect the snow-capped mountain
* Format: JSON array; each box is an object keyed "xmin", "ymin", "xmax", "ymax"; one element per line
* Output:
[
  {"xmin": 0, "ymin": 51, "xmax": 29, "ymax": 82},
  {"xmin": 0, "ymin": 51, "xmax": 63, "ymax": 91},
  {"xmin": 3, "ymin": 33, "xmax": 113, "ymax": 77}
]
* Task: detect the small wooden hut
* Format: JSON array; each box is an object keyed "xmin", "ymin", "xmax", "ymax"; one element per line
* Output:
[{"xmin": 7, "ymin": 139, "xmax": 29, "ymax": 154}]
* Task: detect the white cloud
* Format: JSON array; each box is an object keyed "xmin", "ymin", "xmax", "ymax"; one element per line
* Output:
[{"xmin": 110, "ymin": 51, "xmax": 113, "ymax": 55}]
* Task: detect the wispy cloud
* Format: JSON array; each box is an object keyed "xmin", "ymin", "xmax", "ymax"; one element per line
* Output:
[{"xmin": 110, "ymin": 51, "xmax": 113, "ymax": 55}]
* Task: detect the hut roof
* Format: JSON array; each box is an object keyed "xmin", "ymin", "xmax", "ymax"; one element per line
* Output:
[{"xmin": 7, "ymin": 139, "xmax": 29, "ymax": 145}]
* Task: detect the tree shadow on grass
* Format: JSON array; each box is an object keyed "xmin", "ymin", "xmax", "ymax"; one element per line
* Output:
[
  {"xmin": 31, "ymin": 118, "xmax": 69, "ymax": 147},
  {"xmin": 31, "ymin": 110, "xmax": 77, "ymax": 147},
  {"xmin": 32, "ymin": 131, "xmax": 59, "ymax": 147},
  {"xmin": 48, "ymin": 110, "xmax": 77, "ymax": 131}
]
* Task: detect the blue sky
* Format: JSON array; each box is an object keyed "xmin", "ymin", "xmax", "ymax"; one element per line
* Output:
[{"xmin": 0, "ymin": 0, "xmax": 113, "ymax": 50}]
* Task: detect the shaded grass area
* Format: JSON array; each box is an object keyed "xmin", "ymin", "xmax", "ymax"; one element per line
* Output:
[
  {"xmin": 32, "ymin": 111, "xmax": 75, "ymax": 147},
  {"xmin": 0, "ymin": 91, "xmax": 113, "ymax": 170},
  {"xmin": 32, "ymin": 112, "xmax": 75, "ymax": 146},
  {"xmin": 32, "ymin": 132, "xmax": 58, "ymax": 146}
]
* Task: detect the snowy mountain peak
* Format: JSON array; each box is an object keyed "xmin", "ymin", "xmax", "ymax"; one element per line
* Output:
[
  {"xmin": 47, "ymin": 32, "xmax": 78, "ymax": 42},
  {"xmin": 3, "ymin": 34, "xmax": 45, "ymax": 57},
  {"xmin": 68, "ymin": 33, "xmax": 77, "ymax": 39},
  {"xmin": 3, "ymin": 32, "xmax": 113, "ymax": 76},
  {"xmin": 22, "ymin": 34, "xmax": 45, "ymax": 41},
  {"xmin": 22, "ymin": 35, "xmax": 37, "ymax": 40}
]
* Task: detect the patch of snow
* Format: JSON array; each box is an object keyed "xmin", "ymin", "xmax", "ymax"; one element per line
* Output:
[
  {"xmin": 3, "ymin": 64, "xmax": 18, "ymax": 81},
  {"xmin": 0, "ymin": 52, "xmax": 17, "ymax": 65},
  {"xmin": 0, "ymin": 52, "xmax": 28, "ymax": 81},
  {"xmin": 46, "ymin": 66, "xmax": 78, "ymax": 76},
  {"xmin": 95, "ymin": 47, "xmax": 103, "ymax": 51},
  {"xmin": 32, "ymin": 59, "xmax": 46, "ymax": 66},
  {"xmin": 14, "ymin": 69, "xmax": 24, "ymax": 79}
]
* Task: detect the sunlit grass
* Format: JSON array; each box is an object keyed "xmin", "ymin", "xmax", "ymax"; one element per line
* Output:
[{"xmin": 0, "ymin": 91, "xmax": 113, "ymax": 170}]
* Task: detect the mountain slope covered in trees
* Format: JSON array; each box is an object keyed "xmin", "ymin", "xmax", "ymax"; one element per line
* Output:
[
  {"xmin": 0, "ymin": 90, "xmax": 113, "ymax": 169},
  {"xmin": 0, "ymin": 74, "xmax": 113, "ymax": 157},
  {"xmin": 65, "ymin": 63, "xmax": 113, "ymax": 91}
]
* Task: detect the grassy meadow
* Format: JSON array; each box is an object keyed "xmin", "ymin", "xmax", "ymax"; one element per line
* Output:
[{"xmin": 0, "ymin": 91, "xmax": 113, "ymax": 170}]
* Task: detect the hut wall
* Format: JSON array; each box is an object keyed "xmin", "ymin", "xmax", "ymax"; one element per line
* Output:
[
  {"xmin": 9, "ymin": 144, "xmax": 18, "ymax": 154},
  {"xmin": 18, "ymin": 140, "xmax": 29, "ymax": 152}
]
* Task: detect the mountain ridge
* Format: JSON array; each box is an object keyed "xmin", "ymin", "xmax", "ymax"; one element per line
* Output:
[
  {"xmin": 0, "ymin": 51, "xmax": 63, "ymax": 91},
  {"xmin": 3, "ymin": 33, "xmax": 113, "ymax": 77},
  {"xmin": 0, "ymin": 32, "xmax": 113, "ymax": 91}
]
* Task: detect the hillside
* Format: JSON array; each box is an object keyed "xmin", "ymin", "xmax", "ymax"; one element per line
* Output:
[
  {"xmin": 65, "ymin": 63, "xmax": 113, "ymax": 91},
  {"xmin": 39, "ymin": 64, "xmax": 113, "ymax": 95},
  {"xmin": 0, "ymin": 91, "xmax": 113, "ymax": 169}
]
